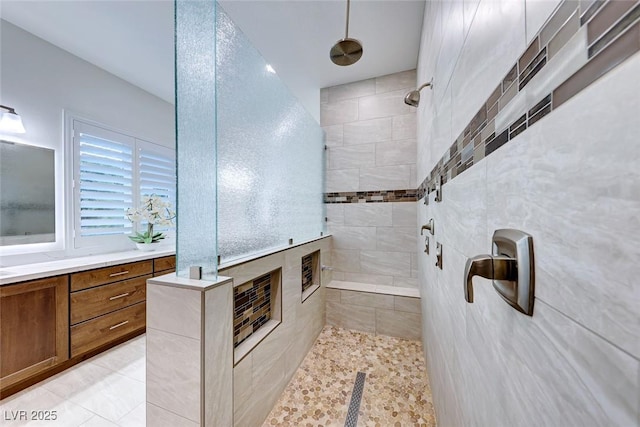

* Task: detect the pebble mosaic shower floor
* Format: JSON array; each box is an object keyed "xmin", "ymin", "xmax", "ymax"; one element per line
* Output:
[{"xmin": 263, "ymin": 326, "xmax": 437, "ymax": 427}]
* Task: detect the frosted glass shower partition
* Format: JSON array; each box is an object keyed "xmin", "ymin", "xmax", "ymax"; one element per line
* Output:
[
  {"xmin": 175, "ymin": 1, "xmax": 325, "ymax": 276},
  {"xmin": 175, "ymin": 0, "xmax": 218, "ymax": 279},
  {"xmin": 215, "ymin": 6, "xmax": 325, "ymax": 263}
]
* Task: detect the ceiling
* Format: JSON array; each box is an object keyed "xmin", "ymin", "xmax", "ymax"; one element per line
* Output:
[{"xmin": 1, "ymin": 0, "xmax": 425, "ymax": 120}]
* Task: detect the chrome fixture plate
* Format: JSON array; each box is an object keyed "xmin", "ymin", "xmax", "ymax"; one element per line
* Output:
[
  {"xmin": 435, "ymin": 242, "xmax": 443, "ymax": 269},
  {"xmin": 492, "ymin": 229, "xmax": 535, "ymax": 315},
  {"xmin": 464, "ymin": 229, "xmax": 535, "ymax": 315},
  {"xmin": 435, "ymin": 176, "xmax": 442, "ymax": 202},
  {"xmin": 420, "ymin": 219, "xmax": 434, "ymax": 236}
]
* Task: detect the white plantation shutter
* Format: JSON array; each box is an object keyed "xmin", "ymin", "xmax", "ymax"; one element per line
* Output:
[
  {"xmin": 137, "ymin": 140, "xmax": 176, "ymax": 233},
  {"xmin": 72, "ymin": 119, "xmax": 175, "ymax": 249}
]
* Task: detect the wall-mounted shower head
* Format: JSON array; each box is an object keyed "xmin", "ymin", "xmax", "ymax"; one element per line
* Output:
[{"xmin": 404, "ymin": 80, "xmax": 434, "ymax": 107}]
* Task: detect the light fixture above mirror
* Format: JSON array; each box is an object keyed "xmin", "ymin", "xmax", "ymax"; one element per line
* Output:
[{"xmin": 0, "ymin": 105, "xmax": 26, "ymax": 134}]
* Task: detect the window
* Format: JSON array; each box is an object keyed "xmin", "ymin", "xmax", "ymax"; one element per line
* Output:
[{"xmin": 71, "ymin": 119, "xmax": 175, "ymax": 250}]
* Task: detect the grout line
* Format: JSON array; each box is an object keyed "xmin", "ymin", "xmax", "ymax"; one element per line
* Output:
[{"xmin": 536, "ymin": 297, "xmax": 640, "ymax": 362}]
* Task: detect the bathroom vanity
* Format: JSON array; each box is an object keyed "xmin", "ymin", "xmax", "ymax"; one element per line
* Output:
[{"xmin": 0, "ymin": 252, "xmax": 175, "ymax": 399}]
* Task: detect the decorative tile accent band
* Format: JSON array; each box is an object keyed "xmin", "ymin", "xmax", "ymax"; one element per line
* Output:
[
  {"xmin": 324, "ymin": 189, "xmax": 418, "ymax": 204},
  {"xmin": 233, "ymin": 273, "xmax": 272, "ymax": 348},
  {"xmin": 415, "ymin": 0, "xmax": 640, "ymax": 200}
]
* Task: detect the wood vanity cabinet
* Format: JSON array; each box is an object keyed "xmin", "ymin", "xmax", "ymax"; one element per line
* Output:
[
  {"xmin": 153, "ymin": 255, "xmax": 176, "ymax": 275},
  {"xmin": 70, "ymin": 260, "xmax": 152, "ymax": 357},
  {"xmin": 0, "ymin": 254, "xmax": 175, "ymax": 398},
  {"xmin": 0, "ymin": 276, "xmax": 69, "ymax": 390}
]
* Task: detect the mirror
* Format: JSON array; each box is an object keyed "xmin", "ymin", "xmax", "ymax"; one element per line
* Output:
[{"xmin": 0, "ymin": 140, "xmax": 55, "ymax": 245}]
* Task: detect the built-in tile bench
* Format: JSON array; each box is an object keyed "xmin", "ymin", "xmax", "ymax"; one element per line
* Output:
[{"xmin": 326, "ymin": 280, "xmax": 422, "ymax": 340}]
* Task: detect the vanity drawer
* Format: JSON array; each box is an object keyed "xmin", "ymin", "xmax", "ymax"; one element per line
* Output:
[
  {"xmin": 153, "ymin": 255, "xmax": 176, "ymax": 274},
  {"xmin": 70, "ymin": 275, "xmax": 149, "ymax": 325},
  {"xmin": 71, "ymin": 302, "xmax": 145, "ymax": 357},
  {"xmin": 70, "ymin": 260, "xmax": 153, "ymax": 292}
]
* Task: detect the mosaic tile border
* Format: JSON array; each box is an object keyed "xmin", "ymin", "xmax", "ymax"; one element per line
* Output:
[
  {"xmin": 414, "ymin": 0, "xmax": 640, "ymax": 200},
  {"xmin": 233, "ymin": 272, "xmax": 272, "ymax": 348},
  {"xmin": 324, "ymin": 189, "xmax": 418, "ymax": 204},
  {"xmin": 301, "ymin": 252, "xmax": 316, "ymax": 294}
]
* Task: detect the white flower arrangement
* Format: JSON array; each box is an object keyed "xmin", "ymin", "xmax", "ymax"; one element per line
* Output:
[{"xmin": 126, "ymin": 195, "xmax": 176, "ymax": 244}]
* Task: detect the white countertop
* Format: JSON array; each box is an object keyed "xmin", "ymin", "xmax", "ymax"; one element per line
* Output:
[{"xmin": 0, "ymin": 248, "xmax": 175, "ymax": 286}]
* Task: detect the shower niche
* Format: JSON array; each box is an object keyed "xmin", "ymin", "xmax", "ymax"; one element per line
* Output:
[
  {"xmin": 301, "ymin": 250, "xmax": 320, "ymax": 302},
  {"xmin": 233, "ymin": 268, "xmax": 282, "ymax": 363}
]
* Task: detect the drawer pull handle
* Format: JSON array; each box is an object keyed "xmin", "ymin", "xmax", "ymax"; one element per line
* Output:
[
  {"xmin": 109, "ymin": 270, "xmax": 129, "ymax": 277},
  {"xmin": 109, "ymin": 320, "xmax": 129, "ymax": 330},
  {"xmin": 109, "ymin": 292, "xmax": 130, "ymax": 301}
]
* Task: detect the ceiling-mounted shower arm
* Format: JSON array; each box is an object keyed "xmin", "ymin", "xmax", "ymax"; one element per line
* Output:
[
  {"xmin": 345, "ymin": 0, "xmax": 351, "ymax": 38},
  {"xmin": 330, "ymin": 0, "xmax": 363, "ymax": 66}
]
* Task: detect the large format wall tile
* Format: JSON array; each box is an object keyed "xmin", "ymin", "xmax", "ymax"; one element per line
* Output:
[
  {"xmin": 323, "ymin": 70, "xmax": 418, "ymax": 288},
  {"xmin": 435, "ymin": 0, "xmax": 464, "ymax": 103},
  {"xmin": 146, "ymin": 328, "xmax": 201, "ymax": 423},
  {"xmin": 392, "ymin": 202, "xmax": 417, "ymax": 227},
  {"xmin": 392, "ymin": 114, "xmax": 417, "ymax": 140},
  {"xmin": 496, "ymin": 55, "xmax": 640, "ymax": 358},
  {"xmin": 328, "ymin": 78, "xmax": 376, "ymax": 103},
  {"xmin": 326, "ymin": 168, "xmax": 359, "ymax": 192},
  {"xmin": 376, "ymin": 226, "xmax": 417, "ymax": 252},
  {"xmin": 361, "ymin": 251, "xmax": 412, "ymax": 278},
  {"xmin": 342, "ymin": 272, "xmax": 394, "ymax": 286},
  {"xmin": 375, "ymin": 308, "xmax": 422, "ymax": 340},
  {"xmin": 451, "ymin": 0, "xmax": 526, "ymax": 138},
  {"xmin": 358, "ymin": 89, "xmax": 416, "ymax": 121},
  {"xmin": 343, "ymin": 117, "xmax": 392, "ymax": 145},
  {"xmin": 147, "ymin": 403, "xmax": 198, "ymax": 427},
  {"xmin": 375, "ymin": 69, "xmax": 417, "ymax": 93},
  {"xmin": 329, "ymin": 225, "xmax": 377, "ymax": 250},
  {"xmin": 359, "ymin": 165, "xmax": 412, "ymax": 191},
  {"xmin": 525, "ymin": 0, "xmax": 563, "ymax": 43},
  {"xmin": 375, "ymin": 139, "xmax": 417, "ymax": 167},
  {"xmin": 320, "ymin": 98, "xmax": 358, "ymax": 126},
  {"xmin": 416, "ymin": 0, "xmax": 640, "ymax": 425},
  {"xmin": 326, "ymin": 301, "xmax": 376, "ymax": 333},
  {"xmin": 328, "ymin": 144, "xmax": 375, "ymax": 169},
  {"xmin": 344, "ymin": 203, "xmax": 393, "ymax": 227},
  {"xmin": 229, "ymin": 239, "xmax": 329, "ymax": 426},
  {"xmin": 435, "ymin": 158, "xmax": 488, "ymax": 258},
  {"xmin": 147, "ymin": 285, "xmax": 201, "ymax": 340}
]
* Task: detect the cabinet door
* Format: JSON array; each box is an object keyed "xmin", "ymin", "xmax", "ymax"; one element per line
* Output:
[{"xmin": 0, "ymin": 276, "xmax": 69, "ymax": 388}]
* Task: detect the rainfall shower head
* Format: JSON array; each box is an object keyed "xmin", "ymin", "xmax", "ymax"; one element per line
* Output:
[
  {"xmin": 404, "ymin": 80, "xmax": 434, "ymax": 107},
  {"xmin": 330, "ymin": 0, "xmax": 363, "ymax": 66}
]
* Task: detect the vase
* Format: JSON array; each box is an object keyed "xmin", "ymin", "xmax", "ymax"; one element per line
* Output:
[{"xmin": 135, "ymin": 242, "xmax": 157, "ymax": 252}]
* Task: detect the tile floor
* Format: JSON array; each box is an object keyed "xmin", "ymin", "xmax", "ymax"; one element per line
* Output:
[
  {"xmin": 0, "ymin": 335, "xmax": 146, "ymax": 427},
  {"xmin": 263, "ymin": 326, "xmax": 437, "ymax": 427},
  {"xmin": 1, "ymin": 327, "xmax": 436, "ymax": 427}
]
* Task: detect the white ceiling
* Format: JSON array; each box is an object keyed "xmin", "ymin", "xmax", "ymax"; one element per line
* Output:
[{"xmin": 1, "ymin": 0, "xmax": 425, "ymax": 120}]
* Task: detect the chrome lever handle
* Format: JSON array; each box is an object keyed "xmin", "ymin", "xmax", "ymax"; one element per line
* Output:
[
  {"xmin": 464, "ymin": 229, "xmax": 535, "ymax": 315},
  {"xmin": 420, "ymin": 219, "xmax": 434, "ymax": 235},
  {"xmin": 464, "ymin": 255, "xmax": 517, "ymax": 303}
]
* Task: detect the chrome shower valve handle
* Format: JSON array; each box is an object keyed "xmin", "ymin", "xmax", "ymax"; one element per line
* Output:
[
  {"xmin": 420, "ymin": 219, "xmax": 434, "ymax": 236},
  {"xmin": 464, "ymin": 255, "xmax": 517, "ymax": 303},
  {"xmin": 464, "ymin": 229, "xmax": 535, "ymax": 316}
]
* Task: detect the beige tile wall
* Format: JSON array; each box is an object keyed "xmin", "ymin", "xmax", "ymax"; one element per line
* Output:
[
  {"xmin": 146, "ymin": 277, "xmax": 234, "ymax": 427},
  {"xmin": 326, "ymin": 288, "xmax": 421, "ymax": 341},
  {"xmin": 225, "ymin": 238, "xmax": 331, "ymax": 427},
  {"xmin": 321, "ymin": 71, "xmax": 419, "ymax": 289},
  {"xmin": 416, "ymin": 0, "xmax": 640, "ymax": 425}
]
